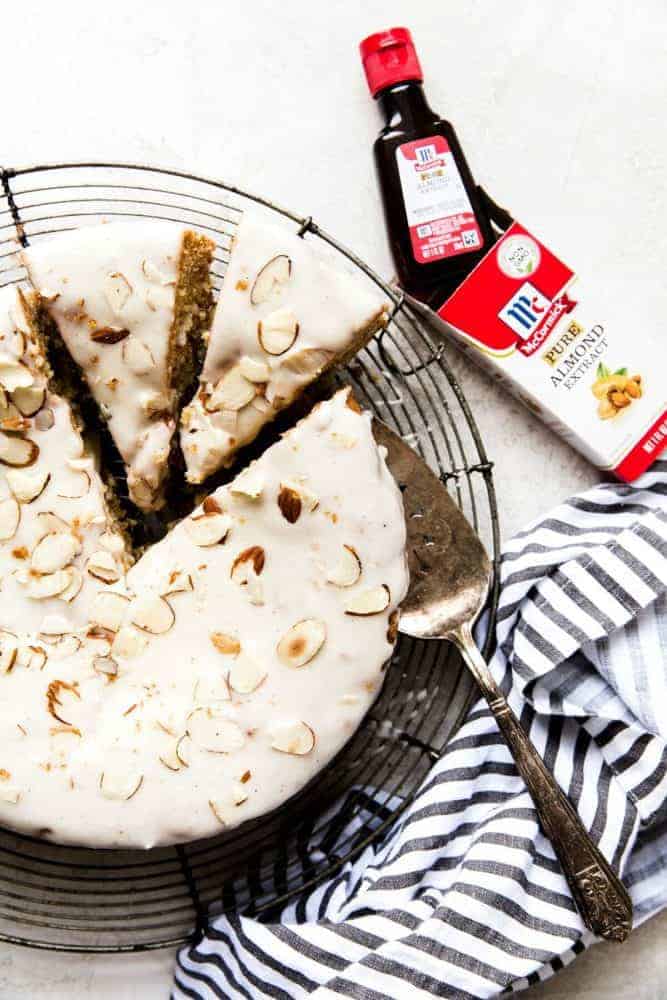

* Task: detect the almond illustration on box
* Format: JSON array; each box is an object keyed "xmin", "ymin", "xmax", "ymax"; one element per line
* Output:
[{"xmin": 592, "ymin": 364, "xmax": 643, "ymax": 420}]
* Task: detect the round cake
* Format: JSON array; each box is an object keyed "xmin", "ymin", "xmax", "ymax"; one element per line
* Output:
[{"xmin": 0, "ymin": 220, "xmax": 408, "ymax": 848}]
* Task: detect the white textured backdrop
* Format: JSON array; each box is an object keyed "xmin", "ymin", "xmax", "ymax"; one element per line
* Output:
[{"xmin": 0, "ymin": 0, "xmax": 665, "ymax": 995}]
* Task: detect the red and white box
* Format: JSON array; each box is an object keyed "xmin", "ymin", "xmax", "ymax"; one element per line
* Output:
[{"xmin": 422, "ymin": 222, "xmax": 666, "ymax": 482}]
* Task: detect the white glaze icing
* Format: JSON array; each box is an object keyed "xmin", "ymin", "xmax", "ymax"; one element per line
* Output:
[
  {"xmin": 22, "ymin": 223, "xmax": 187, "ymax": 510},
  {"xmin": 0, "ymin": 386, "xmax": 408, "ymax": 848},
  {"xmin": 180, "ymin": 214, "xmax": 387, "ymax": 483}
]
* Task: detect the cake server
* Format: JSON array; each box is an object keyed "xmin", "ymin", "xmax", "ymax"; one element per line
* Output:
[{"xmin": 373, "ymin": 418, "xmax": 633, "ymax": 943}]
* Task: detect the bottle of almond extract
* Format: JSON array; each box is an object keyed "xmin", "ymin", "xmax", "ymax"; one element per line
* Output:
[{"xmin": 360, "ymin": 27, "xmax": 494, "ymax": 306}]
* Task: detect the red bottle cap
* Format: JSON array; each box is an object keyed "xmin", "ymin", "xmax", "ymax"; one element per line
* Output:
[{"xmin": 359, "ymin": 27, "xmax": 423, "ymax": 97}]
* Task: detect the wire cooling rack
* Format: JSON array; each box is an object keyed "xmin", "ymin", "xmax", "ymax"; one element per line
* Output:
[{"xmin": 0, "ymin": 163, "xmax": 500, "ymax": 952}]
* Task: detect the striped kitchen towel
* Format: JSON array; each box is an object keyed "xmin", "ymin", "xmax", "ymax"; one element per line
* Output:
[{"xmin": 173, "ymin": 459, "xmax": 667, "ymax": 999}]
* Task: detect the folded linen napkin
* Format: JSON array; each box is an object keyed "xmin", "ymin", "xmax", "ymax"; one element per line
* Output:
[{"xmin": 173, "ymin": 459, "xmax": 667, "ymax": 1000}]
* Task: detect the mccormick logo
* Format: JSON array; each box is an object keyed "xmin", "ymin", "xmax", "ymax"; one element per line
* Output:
[{"xmin": 498, "ymin": 282, "xmax": 550, "ymax": 339}]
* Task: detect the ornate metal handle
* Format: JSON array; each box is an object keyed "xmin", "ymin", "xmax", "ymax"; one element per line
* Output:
[{"xmin": 453, "ymin": 623, "xmax": 633, "ymax": 943}]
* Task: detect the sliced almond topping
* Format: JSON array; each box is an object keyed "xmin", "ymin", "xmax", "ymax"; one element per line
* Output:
[
  {"xmin": 0, "ymin": 785, "xmax": 20, "ymax": 804},
  {"xmin": 34, "ymin": 408, "xmax": 55, "ymax": 431},
  {"xmin": 238, "ymin": 355, "xmax": 271, "ymax": 383},
  {"xmin": 210, "ymin": 632, "xmax": 241, "ymax": 656},
  {"xmin": 90, "ymin": 326, "xmax": 131, "ymax": 345},
  {"xmin": 0, "ymin": 353, "xmax": 34, "ymax": 392},
  {"xmin": 111, "ymin": 626, "xmax": 148, "ymax": 660},
  {"xmin": 16, "ymin": 644, "xmax": 48, "ymax": 670},
  {"xmin": 229, "ymin": 654, "xmax": 266, "ymax": 694},
  {"xmin": 282, "ymin": 478, "xmax": 319, "ymax": 512},
  {"xmin": 35, "ymin": 511, "xmax": 69, "ymax": 540},
  {"xmin": 46, "ymin": 678, "xmax": 80, "ymax": 725},
  {"xmin": 326, "ymin": 545, "xmax": 362, "ymax": 588},
  {"xmin": 175, "ymin": 734, "xmax": 192, "ymax": 767},
  {"xmin": 99, "ymin": 768, "xmax": 143, "ymax": 801},
  {"xmin": 93, "ymin": 655, "xmax": 119, "ymax": 678},
  {"xmin": 208, "ymin": 799, "xmax": 227, "ymax": 826},
  {"xmin": 277, "ymin": 619, "xmax": 326, "ymax": 668},
  {"xmin": 31, "ymin": 532, "xmax": 80, "ymax": 574},
  {"xmin": 185, "ymin": 510, "xmax": 232, "ymax": 547},
  {"xmin": 161, "ymin": 569, "xmax": 194, "ymax": 596},
  {"xmin": 232, "ymin": 782, "xmax": 249, "ymax": 806},
  {"xmin": 281, "ymin": 348, "xmax": 334, "ymax": 376},
  {"xmin": 7, "ymin": 467, "xmax": 50, "ymax": 503},
  {"xmin": 230, "ymin": 545, "xmax": 265, "ymax": 580},
  {"xmin": 206, "ymin": 367, "xmax": 256, "ymax": 413},
  {"xmin": 193, "ymin": 674, "xmax": 230, "ymax": 705},
  {"xmin": 59, "ymin": 567, "xmax": 84, "ymax": 604},
  {"xmin": 90, "ymin": 591, "xmax": 131, "ymax": 632},
  {"xmin": 277, "ymin": 484, "xmax": 301, "ymax": 524},
  {"xmin": 0, "ymin": 632, "xmax": 18, "ymax": 674},
  {"xmin": 0, "ymin": 433, "xmax": 39, "ymax": 468},
  {"xmin": 188, "ymin": 708, "xmax": 246, "ymax": 753},
  {"xmin": 38, "ymin": 614, "xmax": 70, "ymax": 640},
  {"xmin": 130, "ymin": 593, "xmax": 175, "ymax": 634},
  {"xmin": 257, "ymin": 307, "xmax": 299, "ymax": 356},
  {"xmin": 27, "ymin": 569, "xmax": 74, "ymax": 600},
  {"xmin": 158, "ymin": 741, "xmax": 182, "ymax": 772},
  {"xmin": 12, "ymin": 384, "xmax": 46, "ymax": 417},
  {"xmin": 56, "ymin": 468, "xmax": 91, "ymax": 500},
  {"xmin": 270, "ymin": 720, "xmax": 315, "ymax": 756},
  {"xmin": 104, "ymin": 272, "xmax": 133, "ymax": 314},
  {"xmin": 250, "ymin": 254, "xmax": 291, "ymax": 305},
  {"xmin": 345, "ymin": 584, "xmax": 391, "ymax": 616},
  {"xmin": 122, "ymin": 336, "xmax": 155, "ymax": 375},
  {"xmin": 0, "ymin": 496, "xmax": 20, "ymax": 540},
  {"xmin": 87, "ymin": 550, "xmax": 121, "ymax": 584},
  {"xmin": 230, "ymin": 466, "xmax": 265, "ymax": 500}
]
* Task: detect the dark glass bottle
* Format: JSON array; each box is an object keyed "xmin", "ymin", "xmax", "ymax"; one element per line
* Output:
[{"xmin": 360, "ymin": 28, "xmax": 494, "ymax": 306}]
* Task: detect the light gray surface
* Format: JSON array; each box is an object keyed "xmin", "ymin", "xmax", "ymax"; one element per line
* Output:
[{"xmin": 0, "ymin": 0, "xmax": 665, "ymax": 995}]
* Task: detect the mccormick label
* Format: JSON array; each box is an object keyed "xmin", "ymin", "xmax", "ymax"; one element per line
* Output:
[
  {"xmin": 396, "ymin": 136, "xmax": 483, "ymax": 264},
  {"xmin": 430, "ymin": 222, "xmax": 667, "ymax": 481}
]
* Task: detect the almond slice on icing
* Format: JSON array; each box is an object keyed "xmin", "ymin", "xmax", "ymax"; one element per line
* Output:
[
  {"xmin": 99, "ymin": 768, "xmax": 143, "ymax": 801},
  {"xmin": 277, "ymin": 619, "xmax": 326, "ymax": 668},
  {"xmin": 59, "ymin": 567, "xmax": 84, "ymax": 604},
  {"xmin": 228, "ymin": 654, "xmax": 266, "ymax": 694},
  {"xmin": 6, "ymin": 467, "xmax": 50, "ymax": 503},
  {"xmin": 104, "ymin": 272, "xmax": 133, "ymax": 314},
  {"xmin": 185, "ymin": 510, "xmax": 232, "ymax": 547},
  {"xmin": 326, "ymin": 545, "xmax": 362, "ymax": 588},
  {"xmin": 230, "ymin": 466, "xmax": 265, "ymax": 500},
  {"xmin": 12, "ymin": 384, "xmax": 46, "ymax": 417},
  {"xmin": 161, "ymin": 570, "xmax": 194, "ymax": 596},
  {"xmin": 238, "ymin": 356, "xmax": 270, "ymax": 383},
  {"xmin": 250, "ymin": 254, "xmax": 291, "ymax": 305},
  {"xmin": 90, "ymin": 591, "xmax": 131, "ymax": 632},
  {"xmin": 27, "ymin": 569, "xmax": 75, "ymax": 600},
  {"xmin": 0, "ymin": 497, "xmax": 20, "ymax": 540},
  {"xmin": 35, "ymin": 511, "xmax": 69, "ymax": 540},
  {"xmin": 210, "ymin": 632, "xmax": 241, "ymax": 656},
  {"xmin": 206, "ymin": 367, "xmax": 256, "ymax": 413},
  {"xmin": 130, "ymin": 594, "xmax": 175, "ymax": 635},
  {"xmin": 193, "ymin": 674, "xmax": 231, "ymax": 705},
  {"xmin": 90, "ymin": 326, "xmax": 130, "ymax": 345},
  {"xmin": 230, "ymin": 546, "xmax": 265, "ymax": 605},
  {"xmin": 270, "ymin": 720, "xmax": 315, "ymax": 755},
  {"xmin": 87, "ymin": 551, "xmax": 121, "ymax": 584},
  {"xmin": 282, "ymin": 478, "xmax": 319, "ymax": 512},
  {"xmin": 56, "ymin": 468, "xmax": 91, "ymax": 500},
  {"xmin": 93, "ymin": 655, "xmax": 119, "ymax": 678},
  {"xmin": 122, "ymin": 336, "xmax": 155, "ymax": 375},
  {"xmin": 257, "ymin": 307, "xmax": 298, "ymax": 356},
  {"xmin": 345, "ymin": 585, "xmax": 390, "ymax": 616},
  {"xmin": 111, "ymin": 626, "xmax": 148, "ymax": 660},
  {"xmin": 158, "ymin": 741, "xmax": 182, "ymax": 772},
  {"xmin": 31, "ymin": 532, "xmax": 80, "ymax": 574},
  {"xmin": 0, "ymin": 433, "xmax": 39, "ymax": 468},
  {"xmin": 0, "ymin": 633, "xmax": 18, "ymax": 674},
  {"xmin": 34, "ymin": 408, "xmax": 55, "ymax": 431},
  {"xmin": 17, "ymin": 644, "xmax": 47, "ymax": 670},
  {"xmin": 175, "ymin": 734, "xmax": 192, "ymax": 767},
  {"xmin": 0, "ymin": 785, "xmax": 20, "ymax": 804},
  {"xmin": 277, "ymin": 484, "xmax": 301, "ymax": 524},
  {"xmin": 187, "ymin": 708, "xmax": 245, "ymax": 753},
  {"xmin": 0, "ymin": 353, "xmax": 34, "ymax": 392}
]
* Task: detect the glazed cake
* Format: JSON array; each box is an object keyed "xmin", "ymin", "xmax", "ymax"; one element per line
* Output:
[
  {"xmin": 23, "ymin": 224, "xmax": 215, "ymax": 510},
  {"xmin": 0, "ymin": 387, "xmax": 408, "ymax": 847},
  {"xmin": 180, "ymin": 215, "xmax": 388, "ymax": 484}
]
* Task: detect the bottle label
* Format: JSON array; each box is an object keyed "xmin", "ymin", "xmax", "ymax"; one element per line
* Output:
[{"xmin": 396, "ymin": 135, "xmax": 483, "ymax": 264}]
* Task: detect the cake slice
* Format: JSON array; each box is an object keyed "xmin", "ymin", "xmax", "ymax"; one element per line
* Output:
[
  {"xmin": 180, "ymin": 214, "xmax": 388, "ymax": 484},
  {"xmin": 22, "ymin": 223, "xmax": 215, "ymax": 510},
  {"xmin": 0, "ymin": 284, "xmax": 132, "ymax": 638}
]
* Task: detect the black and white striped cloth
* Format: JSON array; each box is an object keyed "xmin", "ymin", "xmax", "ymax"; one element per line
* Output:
[{"xmin": 174, "ymin": 459, "xmax": 667, "ymax": 999}]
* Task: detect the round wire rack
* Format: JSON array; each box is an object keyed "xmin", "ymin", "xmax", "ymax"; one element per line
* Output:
[{"xmin": 0, "ymin": 163, "xmax": 500, "ymax": 952}]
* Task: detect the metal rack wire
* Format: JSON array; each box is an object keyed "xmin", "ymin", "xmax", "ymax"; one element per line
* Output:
[{"xmin": 0, "ymin": 163, "xmax": 500, "ymax": 952}]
